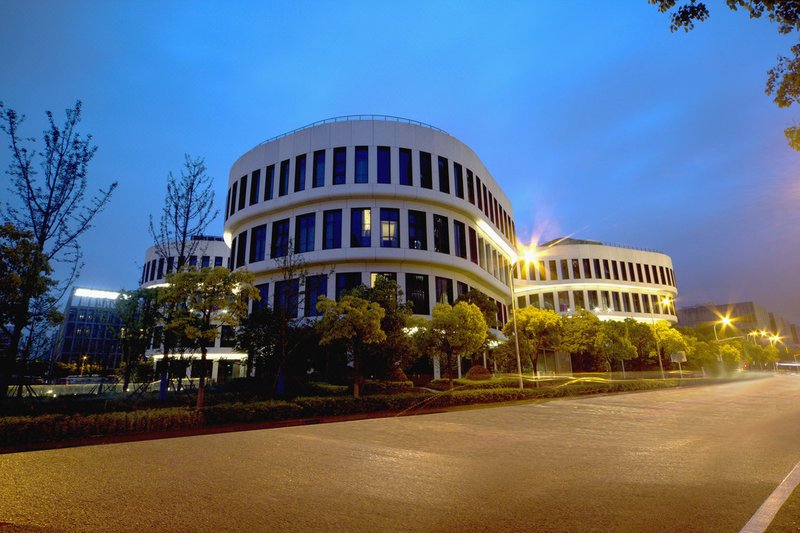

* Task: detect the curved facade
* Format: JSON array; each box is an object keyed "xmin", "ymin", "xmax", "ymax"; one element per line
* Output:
[
  {"xmin": 139, "ymin": 236, "xmax": 230, "ymax": 289},
  {"xmin": 513, "ymin": 238, "xmax": 678, "ymax": 322},
  {"xmin": 223, "ymin": 117, "xmax": 517, "ymax": 324}
]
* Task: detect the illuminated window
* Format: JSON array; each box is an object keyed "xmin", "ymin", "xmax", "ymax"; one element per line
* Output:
[
  {"xmin": 350, "ymin": 208, "xmax": 371, "ymax": 247},
  {"xmin": 435, "ymin": 276, "xmax": 453, "ymax": 305},
  {"xmin": 380, "ymin": 208, "xmax": 399, "ymax": 248}
]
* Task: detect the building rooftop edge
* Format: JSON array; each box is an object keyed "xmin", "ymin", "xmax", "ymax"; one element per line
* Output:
[{"xmin": 540, "ymin": 237, "xmax": 665, "ymax": 255}]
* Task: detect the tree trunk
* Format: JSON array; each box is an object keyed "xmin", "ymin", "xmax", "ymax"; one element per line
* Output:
[
  {"xmin": 447, "ymin": 351, "xmax": 454, "ymax": 391},
  {"xmin": 353, "ymin": 345, "xmax": 360, "ymax": 400},
  {"xmin": 196, "ymin": 344, "xmax": 207, "ymax": 410}
]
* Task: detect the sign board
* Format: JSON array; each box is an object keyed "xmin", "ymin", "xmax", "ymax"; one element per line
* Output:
[{"xmin": 670, "ymin": 351, "xmax": 687, "ymax": 363}]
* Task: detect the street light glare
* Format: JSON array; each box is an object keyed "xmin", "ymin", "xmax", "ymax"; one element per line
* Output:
[{"xmin": 720, "ymin": 317, "xmax": 732, "ymax": 326}]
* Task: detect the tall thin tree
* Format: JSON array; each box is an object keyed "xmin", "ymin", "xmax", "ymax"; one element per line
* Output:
[{"xmin": 0, "ymin": 101, "xmax": 117, "ymax": 404}]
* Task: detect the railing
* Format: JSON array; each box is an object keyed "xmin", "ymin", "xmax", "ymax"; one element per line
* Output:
[
  {"xmin": 601, "ymin": 242, "xmax": 665, "ymax": 254},
  {"xmin": 258, "ymin": 115, "xmax": 450, "ymax": 146}
]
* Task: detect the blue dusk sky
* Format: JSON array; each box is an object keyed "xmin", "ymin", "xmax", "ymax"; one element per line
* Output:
[{"xmin": 1, "ymin": 1, "xmax": 798, "ymax": 325}]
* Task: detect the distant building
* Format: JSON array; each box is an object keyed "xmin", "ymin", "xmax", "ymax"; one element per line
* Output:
[
  {"xmin": 678, "ymin": 301, "xmax": 800, "ymax": 348},
  {"xmin": 140, "ymin": 235, "xmax": 230, "ymax": 288},
  {"xmin": 51, "ymin": 287, "xmax": 123, "ymax": 370}
]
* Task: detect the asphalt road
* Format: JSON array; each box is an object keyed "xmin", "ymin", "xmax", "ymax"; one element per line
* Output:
[{"xmin": 2, "ymin": 375, "xmax": 800, "ymax": 532}]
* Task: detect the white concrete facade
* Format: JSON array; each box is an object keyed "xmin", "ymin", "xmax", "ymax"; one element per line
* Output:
[{"xmin": 140, "ymin": 236, "xmax": 230, "ymax": 289}]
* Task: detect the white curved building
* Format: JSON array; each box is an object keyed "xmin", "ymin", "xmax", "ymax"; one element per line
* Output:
[
  {"xmin": 513, "ymin": 238, "xmax": 678, "ymax": 322},
  {"xmin": 139, "ymin": 235, "xmax": 230, "ymax": 288},
  {"xmin": 223, "ymin": 116, "xmax": 518, "ymax": 326}
]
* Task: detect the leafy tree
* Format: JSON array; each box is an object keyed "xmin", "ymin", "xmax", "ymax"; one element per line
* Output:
[
  {"xmin": 235, "ymin": 304, "xmax": 281, "ymax": 380},
  {"xmin": 455, "ymin": 288, "xmax": 499, "ymax": 329},
  {"xmin": 600, "ymin": 320, "xmax": 638, "ymax": 374},
  {"xmin": 115, "ymin": 288, "xmax": 161, "ymax": 394},
  {"xmin": 625, "ymin": 318, "xmax": 658, "ymax": 371},
  {"xmin": 718, "ymin": 342, "xmax": 743, "ymax": 372},
  {"xmin": 503, "ymin": 306, "xmax": 562, "ymax": 379},
  {"xmin": 316, "ymin": 295, "xmax": 386, "ymax": 399},
  {"xmin": 421, "ymin": 302, "xmax": 488, "ymax": 390},
  {"xmin": 559, "ymin": 310, "xmax": 607, "ymax": 372},
  {"xmin": 651, "ymin": 0, "xmax": 800, "ymax": 148},
  {"xmin": 652, "ymin": 320, "xmax": 690, "ymax": 374},
  {"xmin": 163, "ymin": 267, "xmax": 257, "ymax": 409},
  {"xmin": 0, "ymin": 101, "xmax": 116, "ymax": 404}
]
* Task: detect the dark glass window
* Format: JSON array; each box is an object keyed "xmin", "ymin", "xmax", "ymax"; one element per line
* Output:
[
  {"xmin": 336, "ymin": 272, "xmax": 362, "ymax": 300},
  {"xmin": 355, "ymin": 146, "xmax": 368, "ymax": 183},
  {"xmin": 408, "ymin": 210, "xmax": 427, "ymax": 250},
  {"xmin": 271, "ymin": 218, "xmax": 290, "ymax": 258},
  {"xmin": 249, "ymin": 224, "xmax": 267, "ymax": 263},
  {"xmin": 189, "ymin": 255, "xmax": 197, "ymax": 267},
  {"xmin": 435, "ymin": 276, "xmax": 453, "ymax": 305},
  {"xmin": 253, "ymin": 283, "xmax": 269, "ymax": 311},
  {"xmin": 612, "ymin": 292, "xmax": 621, "ymax": 312},
  {"xmin": 453, "ymin": 220, "xmax": 467, "ymax": 259},
  {"xmin": 574, "ymin": 290, "xmax": 586, "ymax": 310},
  {"xmin": 229, "ymin": 182, "xmax": 238, "ymax": 216},
  {"xmin": 380, "ymin": 208, "xmax": 400, "ymax": 248},
  {"xmin": 166, "ymin": 256, "xmax": 174, "ymax": 274},
  {"xmin": 305, "ymin": 274, "xmax": 327, "ymax": 317},
  {"xmin": 549, "ymin": 260, "xmax": 558, "ymax": 280},
  {"xmin": 468, "ymin": 226, "xmax": 478, "ymax": 264},
  {"xmin": 405, "ymin": 273, "xmax": 430, "ymax": 314},
  {"xmin": 558, "ymin": 291, "xmax": 569, "ymax": 312},
  {"xmin": 433, "ymin": 215, "xmax": 450, "ymax": 254},
  {"xmin": 377, "ymin": 146, "xmax": 390, "ymax": 184},
  {"xmin": 333, "ymin": 147, "xmax": 346, "ymax": 185},
  {"xmin": 644, "ymin": 265, "xmax": 652, "ymax": 284},
  {"xmin": 238, "ymin": 175, "xmax": 247, "ymax": 210},
  {"xmin": 601, "ymin": 291, "xmax": 610, "ymax": 309},
  {"xmin": 419, "ymin": 151, "xmax": 432, "ymax": 189},
  {"xmin": 399, "ymin": 148, "xmax": 412, "ymax": 185},
  {"xmin": 294, "ymin": 213, "xmax": 315, "ymax": 253},
  {"xmin": 629, "ymin": 262, "xmax": 636, "ymax": 282},
  {"xmin": 583, "ymin": 258, "xmax": 592, "ymax": 278},
  {"xmin": 622, "ymin": 293, "xmax": 631, "ymax": 312},
  {"xmin": 476, "ymin": 177, "xmax": 482, "ymax": 209},
  {"xmin": 482, "ymin": 185, "xmax": 488, "ymax": 216},
  {"xmin": 274, "ymin": 279, "xmax": 299, "ymax": 318},
  {"xmin": 602, "ymin": 260, "xmax": 610, "ymax": 279},
  {"xmin": 632, "ymin": 293, "xmax": 641, "ymax": 313},
  {"xmin": 294, "ymin": 154, "xmax": 306, "ymax": 192},
  {"xmin": 323, "ymin": 209, "xmax": 342, "ymax": 249},
  {"xmin": 652, "ymin": 265, "xmax": 659, "ymax": 284},
  {"xmin": 214, "ymin": 256, "xmax": 223, "ymax": 267},
  {"xmin": 264, "ymin": 164, "xmax": 275, "ymax": 201},
  {"xmin": 621, "ymin": 261, "xmax": 628, "ymax": 281},
  {"xmin": 221, "ymin": 326, "xmax": 237, "ymax": 348},
  {"xmin": 543, "ymin": 293, "xmax": 555, "ymax": 310},
  {"xmin": 453, "ymin": 163, "xmax": 464, "ymax": 199},
  {"xmin": 201, "ymin": 256, "xmax": 210, "ymax": 268},
  {"xmin": 588, "ymin": 290, "xmax": 599, "ymax": 310},
  {"xmin": 224, "ymin": 189, "xmax": 230, "ymax": 221},
  {"xmin": 249, "ymin": 169, "xmax": 260, "ymax": 206},
  {"xmin": 466, "ymin": 169, "xmax": 475, "ymax": 204},
  {"xmin": 279, "ymin": 159, "xmax": 290, "ymax": 196},
  {"xmin": 560, "ymin": 259, "xmax": 570, "ymax": 280},
  {"xmin": 437, "ymin": 156, "xmax": 450, "ymax": 193},
  {"xmin": 636, "ymin": 263, "xmax": 644, "ymax": 283},
  {"xmin": 350, "ymin": 208, "xmax": 371, "ymax": 247},
  {"xmin": 641, "ymin": 293, "xmax": 651, "ymax": 313},
  {"xmin": 456, "ymin": 281, "xmax": 469, "ymax": 298},
  {"xmin": 236, "ymin": 230, "xmax": 247, "ymax": 268},
  {"xmin": 313, "ymin": 150, "xmax": 325, "ymax": 188},
  {"xmin": 612, "ymin": 261, "xmax": 620, "ymax": 280},
  {"xmin": 572, "ymin": 259, "xmax": 581, "ymax": 279}
]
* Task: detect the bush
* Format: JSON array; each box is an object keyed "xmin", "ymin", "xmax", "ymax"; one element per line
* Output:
[
  {"xmin": 360, "ymin": 380, "xmax": 414, "ymax": 395},
  {"xmin": 464, "ymin": 365, "xmax": 492, "ymax": 380}
]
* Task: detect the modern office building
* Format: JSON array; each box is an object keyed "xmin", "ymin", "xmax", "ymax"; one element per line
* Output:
[
  {"xmin": 51, "ymin": 287, "xmax": 124, "ymax": 369},
  {"xmin": 513, "ymin": 238, "xmax": 678, "ymax": 322},
  {"xmin": 223, "ymin": 116, "xmax": 518, "ymax": 326},
  {"xmin": 140, "ymin": 235, "xmax": 230, "ymax": 288},
  {"xmin": 678, "ymin": 301, "xmax": 800, "ymax": 347}
]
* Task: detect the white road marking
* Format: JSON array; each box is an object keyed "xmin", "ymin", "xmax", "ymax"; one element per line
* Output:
[{"xmin": 740, "ymin": 460, "xmax": 800, "ymax": 533}]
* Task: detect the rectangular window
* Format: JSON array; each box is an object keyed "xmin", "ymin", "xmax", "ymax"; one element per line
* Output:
[
  {"xmin": 549, "ymin": 260, "xmax": 558, "ymax": 280},
  {"xmin": 294, "ymin": 213, "xmax": 315, "ymax": 253},
  {"xmin": 612, "ymin": 292, "xmax": 621, "ymax": 312},
  {"xmin": 333, "ymin": 147, "xmax": 346, "ymax": 185},
  {"xmin": 350, "ymin": 208, "xmax": 371, "ymax": 247},
  {"xmin": 214, "ymin": 256, "xmax": 223, "ymax": 267},
  {"xmin": 270, "ymin": 218, "xmax": 289, "ymax": 258},
  {"xmin": 355, "ymin": 146, "xmax": 368, "ymax": 183},
  {"xmin": 189, "ymin": 255, "xmax": 197, "ymax": 267},
  {"xmin": 529, "ymin": 294, "xmax": 540, "ymax": 309},
  {"xmin": 253, "ymin": 283, "xmax": 269, "ymax": 311},
  {"xmin": 560, "ymin": 259, "xmax": 570, "ymax": 280},
  {"xmin": 574, "ymin": 290, "xmax": 586, "ymax": 310},
  {"xmin": 628, "ymin": 262, "xmax": 636, "ymax": 282},
  {"xmin": 238, "ymin": 175, "xmax": 248, "ymax": 210},
  {"xmin": 488, "ymin": 191, "xmax": 495, "ymax": 223},
  {"xmin": 437, "ymin": 156, "xmax": 450, "ymax": 193},
  {"xmin": 543, "ymin": 293, "xmax": 555, "ymax": 310},
  {"xmin": 377, "ymin": 146, "xmax": 390, "ymax": 184},
  {"xmin": 538, "ymin": 260, "xmax": 547, "ymax": 280},
  {"xmin": 453, "ymin": 163, "xmax": 464, "ymax": 199},
  {"xmin": 558, "ymin": 291, "xmax": 569, "ymax": 312},
  {"xmin": 220, "ymin": 326, "xmax": 237, "ymax": 348},
  {"xmin": 380, "ymin": 208, "xmax": 400, "ymax": 248},
  {"xmin": 601, "ymin": 291, "xmax": 610, "ymax": 309},
  {"xmin": 572, "ymin": 259, "xmax": 581, "ymax": 279},
  {"xmin": 336, "ymin": 272, "xmax": 362, "ymax": 300},
  {"xmin": 313, "ymin": 150, "xmax": 325, "ymax": 188},
  {"xmin": 249, "ymin": 169, "xmax": 261, "ymax": 206},
  {"xmin": 602, "ymin": 259, "xmax": 611, "ymax": 279},
  {"xmin": 636, "ymin": 263, "xmax": 644, "ymax": 283},
  {"xmin": 476, "ymin": 177, "xmax": 483, "ymax": 210},
  {"xmin": 466, "ymin": 169, "xmax": 475, "ymax": 204},
  {"xmin": 224, "ymin": 189, "xmax": 230, "ymax": 221},
  {"xmin": 641, "ymin": 293, "xmax": 651, "ymax": 313},
  {"xmin": 435, "ymin": 276, "xmax": 453, "ymax": 305},
  {"xmin": 482, "ymin": 184, "xmax": 488, "ymax": 216},
  {"xmin": 456, "ymin": 281, "xmax": 469, "ymax": 298},
  {"xmin": 294, "ymin": 154, "xmax": 306, "ymax": 192},
  {"xmin": 279, "ymin": 160, "xmax": 290, "ymax": 196},
  {"xmin": 632, "ymin": 293, "xmax": 641, "ymax": 313},
  {"xmin": 433, "ymin": 214, "xmax": 450, "ymax": 254},
  {"xmin": 166, "ymin": 256, "xmax": 174, "ymax": 274},
  {"xmin": 264, "ymin": 164, "xmax": 275, "ymax": 201},
  {"xmin": 620, "ymin": 262, "xmax": 628, "ymax": 281},
  {"xmin": 405, "ymin": 273, "xmax": 430, "ymax": 314},
  {"xmin": 644, "ymin": 265, "xmax": 652, "ymax": 283},
  {"xmin": 399, "ymin": 148, "xmax": 412, "ymax": 185},
  {"xmin": 453, "ymin": 220, "xmax": 467, "ymax": 259},
  {"xmin": 304, "ymin": 274, "xmax": 328, "ymax": 317},
  {"xmin": 419, "ymin": 151, "xmax": 432, "ymax": 189},
  {"xmin": 588, "ymin": 290, "xmax": 599, "ymax": 310},
  {"xmin": 323, "ymin": 209, "xmax": 342, "ymax": 250},
  {"xmin": 652, "ymin": 265, "xmax": 660, "ymax": 284},
  {"xmin": 236, "ymin": 230, "xmax": 247, "ymax": 268},
  {"xmin": 371, "ymin": 272, "xmax": 397, "ymax": 286},
  {"xmin": 408, "ymin": 210, "xmax": 427, "ymax": 250},
  {"xmin": 612, "ymin": 261, "xmax": 620, "ymax": 280},
  {"xmin": 274, "ymin": 279, "xmax": 299, "ymax": 318},
  {"xmin": 201, "ymin": 256, "xmax": 210, "ymax": 268},
  {"xmin": 622, "ymin": 293, "xmax": 631, "ymax": 312},
  {"xmin": 229, "ymin": 182, "xmax": 238, "ymax": 216},
  {"xmin": 249, "ymin": 224, "xmax": 267, "ymax": 263},
  {"xmin": 468, "ymin": 227, "xmax": 478, "ymax": 264},
  {"xmin": 583, "ymin": 258, "xmax": 592, "ymax": 278}
]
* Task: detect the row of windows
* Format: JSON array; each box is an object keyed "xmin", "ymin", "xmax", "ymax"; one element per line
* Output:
[
  {"xmin": 519, "ymin": 290, "xmax": 675, "ymax": 315},
  {"xmin": 517, "ymin": 257, "xmax": 676, "ymax": 288},
  {"xmin": 230, "ymin": 207, "xmax": 513, "ymax": 287},
  {"xmin": 142, "ymin": 254, "xmax": 226, "ymax": 284},
  {"xmin": 225, "ymin": 145, "xmax": 516, "ymax": 245},
  {"xmin": 249, "ymin": 272, "xmax": 509, "ymax": 324}
]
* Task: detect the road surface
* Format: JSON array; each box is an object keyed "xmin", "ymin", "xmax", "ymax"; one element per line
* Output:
[{"xmin": 2, "ymin": 375, "xmax": 800, "ymax": 532}]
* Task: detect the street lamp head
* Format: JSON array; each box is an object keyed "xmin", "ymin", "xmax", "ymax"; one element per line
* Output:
[{"xmin": 720, "ymin": 317, "xmax": 731, "ymax": 326}]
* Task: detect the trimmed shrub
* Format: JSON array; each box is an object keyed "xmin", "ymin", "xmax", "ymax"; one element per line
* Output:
[
  {"xmin": 360, "ymin": 380, "xmax": 414, "ymax": 395},
  {"xmin": 464, "ymin": 365, "xmax": 492, "ymax": 380}
]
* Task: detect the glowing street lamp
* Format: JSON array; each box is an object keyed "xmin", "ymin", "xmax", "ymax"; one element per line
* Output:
[{"xmin": 713, "ymin": 316, "xmax": 732, "ymax": 342}]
